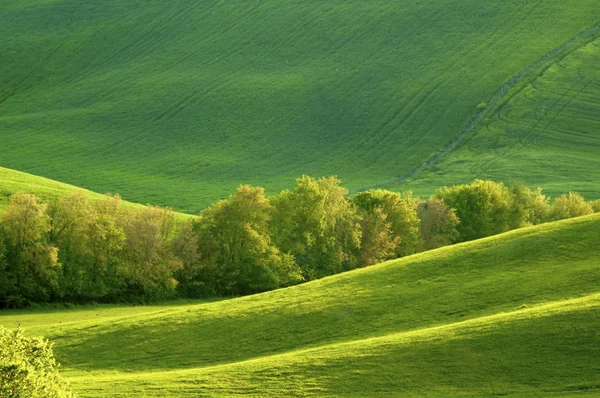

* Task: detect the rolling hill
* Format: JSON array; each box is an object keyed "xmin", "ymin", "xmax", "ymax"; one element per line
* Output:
[
  {"xmin": 0, "ymin": 166, "xmax": 193, "ymax": 219},
  {"xmin": 400, "ymin": 33, "xmax": 600, "ymax": 200},
  {"xmin": 2, "ymin": 213, "xmax": 599, "ymax": 396},
  {"xmin": 0, "ymin": 165, "xmax": 120, "ymax": 210},
  {"xmin": 1, "ymin": 1, "xmax": 600, "ymax": 212}
]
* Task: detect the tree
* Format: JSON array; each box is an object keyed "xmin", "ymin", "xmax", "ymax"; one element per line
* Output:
[
  {"xmin": 588, "ymin": 199, "xmax": 600, "ymax": 214},
  {"xmin": 46, "ymin": 193, "xmax": 92, "ymax": 299},
  {"xmin": 271, "ymin": 176, "xmax": 361, "ymax": 280},
  {"xmin": 194, "ymin": 185, "xmax": 302, "ymax": 295},
  {"xmin": 171, "ymin": 220, "xmax": 202, "ymax": 297},
  {"xmin": 0, "ymin": 327, "xmax": 75, "ymax": 397},
  {"xmin": 528, "ymin": 188, "xmax": 551, "ymax": 225},
  {"xmin": 419, "ymin": 197, "xmax": 459, "ymax": 250},
  {"xmin": 355, "ymin": 207, "xmax": 399, "ymax": 267},
  {"xmin": 0, "ymin": 193, "xmax": 61, "ymax": 307},
  {"xmin": 120, "ymin": 206, "xmax": 183, "ymax": 299},
  {"xmin": 549, "ymin": 192, "xmax": 593, "ymax": 221},
  {"xmin": 507, "ymin": 185, "xmax": 552, "ymax": 228},
  {"xmin": 352, "ymin": 189, "xmax": 422, "ymax": 258},
  {"xmin": 436, "ymin": 180, "xmax": 513, "ymax": 242},
  {"xmin": 47, "ymin": 193, "xmax": 126, "ymax": 301}
]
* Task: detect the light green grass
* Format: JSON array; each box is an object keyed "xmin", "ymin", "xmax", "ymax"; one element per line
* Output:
[
  {"xmin": 0, "ymin": 165, "xmax": 115, "ymax": 210},
  {"xmin": 2, "ymin": 213, "xmax": 599, "ymax": 396},
  {"xmin": 400, "ymin": 35, "xmax": 600, "ymax": 200},
  {"xmin": 1, "ymin": 1, "xmax": 599, "ymax": 212},
  {"xmin": 0, "ymin": 166, "xmax": 193, "ymax": 219}
]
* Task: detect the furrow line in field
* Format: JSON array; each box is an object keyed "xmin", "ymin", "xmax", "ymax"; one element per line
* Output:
[
  {"xmin": 358, "ymin": 0, "xmax": 546, "ymax": 161},
  {"xmin": 368, "ymin": 21, "xmax": 600, "ymax": 191},
  {"xmin": 471, "ymin": 73, "xmax": 591, "ymax": 175}
]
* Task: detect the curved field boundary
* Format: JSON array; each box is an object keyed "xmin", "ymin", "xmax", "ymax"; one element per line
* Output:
[{"xmin": 365, "ymin": 21, "xmax": 600, "ymax": 194}]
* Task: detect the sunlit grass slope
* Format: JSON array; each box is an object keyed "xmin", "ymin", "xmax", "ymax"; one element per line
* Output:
[
  {"xmin": 2, "ymin": 214, "xmax": 599, "ymax": 396},
  {"xmin": 0, "ymin": 166, "xmax": 115, "ymax": 210},
  {"xmin": 0, "ymin": 166, "xmax": 192, "ymax": 218},
  {"xmin": 1, "ymin": 1, "xmax": 599, "ymax": 212},
  {"xmin": 402, "ymin": 36, "xmax": 600, "ymax": 200}
]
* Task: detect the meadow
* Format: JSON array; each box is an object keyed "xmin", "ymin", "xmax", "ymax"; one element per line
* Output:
[
  {"xmin": 1, "ymin": 1, "xmax": 600, "ymax": 212},
  {"xmin": 0, "ymin": 166, "xmax": 194, "ymax": 220},
  {"xmin": 2, "ymin": 214, "xmax": 599, "ymax": 396},
  {"xmin": 401, "ymin": 35, "xmax": 600, "ymax": 200}
]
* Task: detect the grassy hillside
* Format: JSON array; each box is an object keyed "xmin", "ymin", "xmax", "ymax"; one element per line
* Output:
[
  {"xmin": 1, "ymin": 1, "xmax": 599, "ymax": 212},
  {"xmin": 2, "ymin": 213, "xmax": 599, "ymax": 396},
  {"xmin": 401, "ymin": 34, "xmax": 600, "ymax": 200},
  {"xmin": 0, "ymin": 166, "xmax": 118, "ymax": 210},
  {"xmin": 0, "ymin": 166, "xmax": 193, "ymax": 218}
]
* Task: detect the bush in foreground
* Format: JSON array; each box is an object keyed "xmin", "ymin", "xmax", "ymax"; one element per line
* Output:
[{"xmin": 0, "ymin": 326, "xmax": 74, "ymax": 397}]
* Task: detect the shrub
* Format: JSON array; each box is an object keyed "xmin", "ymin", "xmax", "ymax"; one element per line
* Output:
[
  {"xmin": 419, "ymin": 197, "xmax": 459, "ymax": 250},
  {"xmin": 353, "ymin": 189, "xmax": 422, "ymax": 257},
  {"xmin": 549, "ymin": 192, "xmax": 593, "ymax": 221},
  {"xmin": 0, "ymin": 327, "xmax": 75, "ymax": 397},
  {"xmin": 436, "ymin": 180, "xmax": 513, "ymax": 242}
]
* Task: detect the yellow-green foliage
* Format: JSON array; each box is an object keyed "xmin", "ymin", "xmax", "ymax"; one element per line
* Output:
[
  {"xmin": 0, "ymin": 167, "xmax": 173, "ymax": 215},
  {"xmin": 1, "ymin": 214, "xmax": 599, "ymax": 396},
  {"xmin": 0, "ymin": 327, "xmax": 75, "ymax": 397},
  {"xmin": 1, "ymin": 177, "xmax": 598, "ymax": 307}
]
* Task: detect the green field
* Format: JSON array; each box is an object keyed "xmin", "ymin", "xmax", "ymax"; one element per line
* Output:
[
  {"xmin": 401, "ymin": 35, "xmax": 600, "ymax": 200},
  {"xmin": 0, "ymin": 166, "xmax": 121, "ymax": 210},
  {"xmin": 2, "ymin": 214, "xmax": 599, "ymax": 396},
  {"xmin": 0, "ymin": 166, "xmax": 195, "ymax": 221},
  {"xmin": 1, "ymin": 1, "xmax": 600, "ymax": 212}
]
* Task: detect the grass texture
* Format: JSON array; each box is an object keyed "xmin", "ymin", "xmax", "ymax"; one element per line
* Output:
[
  {"xmin": 1, "ymin": 1, "xmax": 599, "ymax": 212},
  {"xmin": 0, "ymin": 166, "xmax": 192, "ymax": 219},
  {"xmin": 402, "ymin": 35, "xmax": 600, "ymax": 200},
  {"xmin": 2, "ymin": 213, "xmax": 599, "ymax": 396}
]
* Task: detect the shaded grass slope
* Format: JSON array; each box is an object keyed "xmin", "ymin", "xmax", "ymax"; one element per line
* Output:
[
  {"xmin": 2, "ymin": 214, "xmax": 599, "ymax": 396},
  {"xmin": 402, "ymin": 35, "xmax": 600, "ymax": 199},
  {"xmin": 1, "ymin": 1, "xmax": 599, "ymax": 211}
]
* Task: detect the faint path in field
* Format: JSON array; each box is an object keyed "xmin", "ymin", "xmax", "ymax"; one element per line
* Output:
[{"xmin": 363, "ymin": 21, "xmax": 600, "ymax": 193}]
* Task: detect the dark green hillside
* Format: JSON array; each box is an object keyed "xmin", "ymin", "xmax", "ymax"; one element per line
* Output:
[{"xmin": 1, "ymin": 1, "xmax": 599, "ymax": 211}]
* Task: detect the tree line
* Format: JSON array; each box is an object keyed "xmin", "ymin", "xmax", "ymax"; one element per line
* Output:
[{"xmin": 1, "ymin": 177, "xmax": 598, "ymax": 308}]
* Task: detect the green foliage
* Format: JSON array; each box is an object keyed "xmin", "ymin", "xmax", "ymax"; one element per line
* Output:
[
  {"xmin": 0, "ymin": 193, "xmax": 61, "ymax": 307},
  {"xmin": 353, "ymin": 189, "xmax": 422, "ymax": 257},
  {"xmin": 271, "ymin": 176, "xmax": 361, "ymax": 280},
  {"xmin": 48, "ymin": 194, "xmax": 125, "ymax": 301},
  {"xmin": 419, "ymin": 197, "xmax": 459, "ymax": 250},
  {"xmin": 549, "ymin": 192, "xmax": 594, "ymax": 221},
  {"xmin": 1, "ymin": 178, "xmax": 598, "ymax": 306},
  {"xmin": 0, "ymin": 327, "xmax": 74, "ymax": 398},
  {"xmin": 354, "ymin": 207, "xmax": 398, "ymax": 267},
  {"xmin": 508, "ymin": 185, "xmax": 551, "ymax": 228},
  {"xmin": 1, "ymin": 2, "xmax": 599, "ymax": 211},
  {"xmin": 591, "ymin": 200, "xmax": 600, "ymax": 213},
  {"xmin": 436, "ymin": 180, "xmax": 514, "ymax": 242},
  {"xmin": 120, "ymin": 206, "xmax": 182, "ymax": 299},
  {"xmin": 192, "ymin": 186, "xmax": 303, "ymax": 295}
]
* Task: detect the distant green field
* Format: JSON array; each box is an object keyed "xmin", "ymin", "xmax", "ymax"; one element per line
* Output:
[
  {"xmin": 2, "ymin": 214, "xmax": 599, "ymax": 396},
  {"xmin": 1, "ymin": 1, "xmax": 599, "ymax": 212},
  {"xmin": 401, "ymin": 36, "xmax": 600, "ymax": 200}
]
